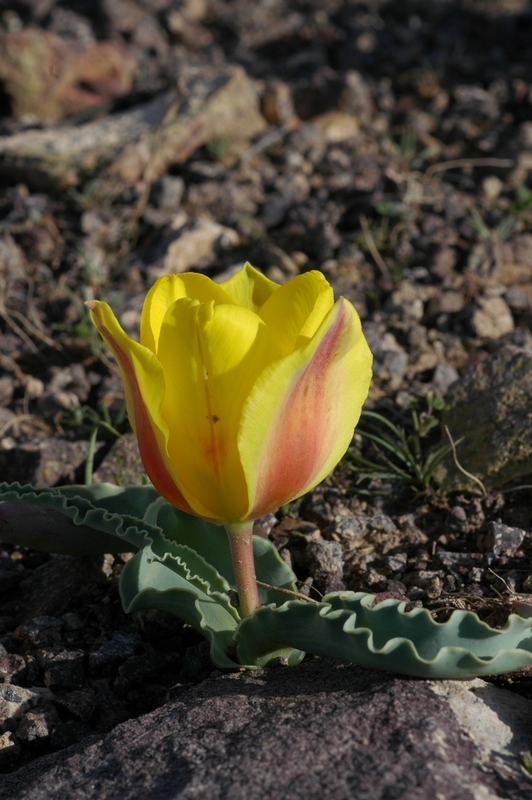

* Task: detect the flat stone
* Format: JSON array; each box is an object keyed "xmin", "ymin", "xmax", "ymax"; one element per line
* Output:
[
  {"xmin": 92, "ymin": 433, "xmax": 144, "ymax": 486},
  {"xmin": 2, "ymin": 659, "xmax": 532, "ymax": 800},
  {"xmin": 145, "ymin": 216, "xmax": 241, "ymax": 282}
]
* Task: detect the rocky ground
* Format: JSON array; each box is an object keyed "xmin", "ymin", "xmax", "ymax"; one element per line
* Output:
[{"xmin": 1, "ymin": 0, "xmax": 532, "ymax": 781}]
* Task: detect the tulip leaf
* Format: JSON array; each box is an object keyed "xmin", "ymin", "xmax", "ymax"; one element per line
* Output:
[
  {"xmin": 120, "ymin": 546, "xmax": 241, "ymax": 668},
  {"xmin": 235, "ymin": 591, "xmax": 532, "ymax": 678},
  {"xmin": 0, "ymin": 482, "xmax": 163, "ymax": 554},
  {"xmin": 6, "ymin": 482, "xmax": 532, "ymax": 678},
  {"xmin": 0, "ymin": 483, "xmax": 299, "ymax": 607},
  {"xmin": 59, "ymin": 483, "xmax": 162, "ymax": 518},
  {"xmin": 156, "ymin": 504, "xmax": 299, "ymax": 606},
  {"xmin": 0, "ymin": 481, "xmax": 302, "ymax": 667}
]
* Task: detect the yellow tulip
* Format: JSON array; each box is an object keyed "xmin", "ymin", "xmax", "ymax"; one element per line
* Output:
[{"xmin": 87, "ymin": 263, "xmax": 372, "ymax": 526}]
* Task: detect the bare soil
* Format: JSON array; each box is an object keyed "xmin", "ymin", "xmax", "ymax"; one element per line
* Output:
[{"xmin": 1, "ymin": 0, "xmax": 532, "ymax": 774}]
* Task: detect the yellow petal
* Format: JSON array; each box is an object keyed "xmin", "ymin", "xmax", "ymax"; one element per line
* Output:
[
  {"xmin": 258, "ymin": 271, "xmax": 334, "ymax": 355},
  {"xmin": 219, "ymin": 262, "xmax": 279, "ymax": 312},
  {"xmin": 140, "ymin": 273, "xmax": 233, "ymax": 353},
  {"xmin": 86, "ymin": 301, "xmax": 196, "ymax": 515},
  {"xmin": 239, "ymin": 298, "xmax": 372, "ymax": 520},
  {"xmin": 157, "ymin": 298, "xmax": 283, "ymax": 522}
]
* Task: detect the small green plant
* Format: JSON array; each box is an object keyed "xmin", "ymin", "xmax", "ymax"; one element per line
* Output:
[
  {"xmin": 63, "ymin": 401, "xmax": 127, "ymax": 484},
  {"xmin": 508, "ymin": 184, "xmax": 532, "ymax": 215},
  {"xmin": 205, "ymin": 136, "xmax": 232, "ymax": 161},
  {"xmin": 347, "ymin": 394, "xmax": 456, "ymax": 495},
  {"xmin": 468, "ymin": 206, "xmax": 517, "ymax": 244},
  {"xmin": 387, "ymin": 126, "xmax": 439, "ymax": 168}
]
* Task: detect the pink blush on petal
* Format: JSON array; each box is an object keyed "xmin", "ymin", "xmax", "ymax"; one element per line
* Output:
[{"xmin": 249, "ymin": 304, "xmax": 347, "ymax": 518}]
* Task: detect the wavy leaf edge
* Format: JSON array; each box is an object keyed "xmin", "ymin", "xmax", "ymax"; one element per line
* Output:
[
  {"xmin": 5, "ymin": 484, "xmax": 532, "ymax": 677},
  {"xmin": 235, "ymin": 591, "xmax": 532, "ymax": 677}
]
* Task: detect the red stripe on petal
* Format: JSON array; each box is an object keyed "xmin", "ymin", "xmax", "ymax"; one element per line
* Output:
[
  {"xmin": 93, "ymin": 311, "xmax": 195, "ymax": 516},
  {"xmin": 248, "ymin": 303, "xmax": 350, "ymax": 519}
]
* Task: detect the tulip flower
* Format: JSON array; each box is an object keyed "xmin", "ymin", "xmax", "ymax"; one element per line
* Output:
[{"xmin": 87, "ymin": 263, "xmax": 372, "ymax": 615}]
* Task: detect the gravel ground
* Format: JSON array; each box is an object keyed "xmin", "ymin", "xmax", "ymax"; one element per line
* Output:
[{"xmin": 1, "ymin": 0, "xmax": 532, "ymax": 773}]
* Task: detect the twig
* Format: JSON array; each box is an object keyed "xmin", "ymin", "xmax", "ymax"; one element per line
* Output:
[
  {"xmin": 256, "ymin": 580, "xmax": 321, "ymax": 604},
  {"xmin": 487, "ymin": 568, "xmax": 513, "ymax": 597},
  {"xmin": 0, "ymin": 414, "xmax": 37, "ymax": 439},
  {"xmin": 500, "ymin": 484, "xmax": 532, "ymax": 494},
  {"xmin": 359, "ymin": 215, "xmax": 391, "ymax": 280},
  {"xmin": 444, "ymin": 425, "xmax": 487, "ymax": 497},
  {"xmin": 425, "ymin": 157, "xmax": 514, "ymax": 179},
  {"xmin": 0, "ymin": 305, "xmax": 40, "ymax": 354},
  {"xmin": 7, "ymin": 306, "xmax": 60, "ymax": 350}
]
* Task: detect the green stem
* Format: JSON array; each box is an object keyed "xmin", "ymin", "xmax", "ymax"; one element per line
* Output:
[{"xmin": 224, "ymin": 522, "xmax": 260, "ymax": 617}]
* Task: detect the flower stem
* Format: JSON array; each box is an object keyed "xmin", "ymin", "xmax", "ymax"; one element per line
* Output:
[{"xmin": 224, "ymin": 522, "xmax": 260, "ymax": 617}]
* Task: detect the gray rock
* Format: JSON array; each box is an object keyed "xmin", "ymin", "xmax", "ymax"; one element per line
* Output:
[
  {"xmin": 54, "ymin": 688, "xmax": 96, "ymax": 723},
  {"xmin": 38, "ymin": 648, "xmax": 86, "ymax": 689},
  {"xmin": 482, "ymin": 522, "xmax": 526, "ymax": 557},
  {"xmin": 16, "ymin": 703, "xmax": 60, "ymax": 744},
  {"xmin": 116, "ymin": 651, "xmax": 180, "ymax": 689},
  {"xmin": 88, "ymin": 633, "xmax": 140, "ymax": 679},
  {"xmin": 0, "ymin": 685, "xmax": 54, "ymax": 733},
  {"xmin": 305, "ymin": 540, "xmax": 345, "ymax": 595},
  {"xmin": 0, "ymin": 437, "xmax": 102, "ymax": 487},
  {"xmin": 150, "ymin": 175, "xmax": 185, "ymax": 210},
  {"xmin": 328, "ymin": 512, "xmax": 397, "ymax": 546},
  {"xmin": 432, "ymin": 362, "xmax": 459, "ymax": 394},
  {"xmin": 13, "ymin": 556, "xmax": 109, "ymax": 622},
  {"xmin": 408, "ymin": 570, "xmax": 443, "ymax": 599},
  {"xmin": 0, "ymin": 653, "xmax": 27, "ymax": 685},
  {"xmin": 14, "ymin": 617, "xmax": 63, "ymax": 651},
  {"xmin": 1, "ymin": 659, "xmax": 532, "ymax": 800},
  {"xmin": 92, "ymin": 433, "xmax": 144, "ymax": 486},
  {"xmin": 381, "ymin": 552, "xmax": 407, "ymax": 574},
  {"xmin": 440, "ymin": 347, "xmax": 532, "ymax": 489},
  {"xmin": 363, "ymin": 322, "xmax": 408, "ymax": 390}
]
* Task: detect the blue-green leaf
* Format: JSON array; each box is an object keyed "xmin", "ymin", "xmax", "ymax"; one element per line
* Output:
[
  {"xmin": 155, "ymin": 504, "xmax": 298, "ymax": 607},
  {"xmin": 120, "ymin": 546, "xmax": 240, "ymax": 668},
  {"xmin": 236, "ymin": 591, "xmax": 532, "ymax": 678}
]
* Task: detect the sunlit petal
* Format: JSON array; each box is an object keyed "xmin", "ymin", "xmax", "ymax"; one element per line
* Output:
[
  {"xmin": 259, "ymin": 271, "xmax": 334, "ymax": 355},
  {"xmin": 219, "ymin": 262, "xmax": 279, "ymax": 312},
  {"xmin": 157, "ymin": 298, "xmax": 283, "ymax": 521},
  {"xmin": 240, "ymin": 298, "xmax": 372, "ymax": 519},
  {"xmin": 89, "ymin": 262, "xmax": 372, "ymax": 526},
  {"xmin": 140, "ymin": 273, "xmax": 233, "ymax": 353},
  {"xmin": 86, "ymin": 301, "xmax": 195, "ymax": 515}
]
